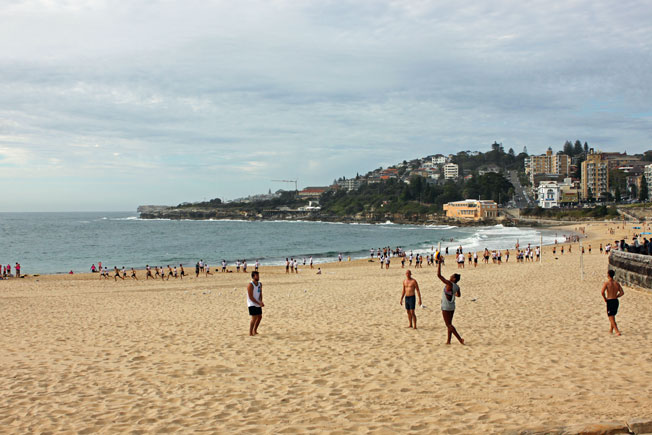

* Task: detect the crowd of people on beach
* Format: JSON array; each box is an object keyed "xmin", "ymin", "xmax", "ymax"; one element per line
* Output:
[
  {"xmin": 0, "ymin": 262, "xmax": 21, "ymax": 279},
  {"xmin": 88, "ymin": 258, "xmax": 268, "ymax": 281}
]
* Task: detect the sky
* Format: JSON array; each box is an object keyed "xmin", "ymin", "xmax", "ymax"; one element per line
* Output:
[{"xmin": 1, "ymin": 0, "xmax": 651, "ymax": 211}]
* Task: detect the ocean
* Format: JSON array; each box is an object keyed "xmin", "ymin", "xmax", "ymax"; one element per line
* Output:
[{"xmin": 0, "ymin": 212, "xmax": 563, "ymax": 274}]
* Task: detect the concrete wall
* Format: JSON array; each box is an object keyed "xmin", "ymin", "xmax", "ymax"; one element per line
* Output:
[{"xmin": 608, "ymin": 250, "xmax": 652, "ymax": 290}]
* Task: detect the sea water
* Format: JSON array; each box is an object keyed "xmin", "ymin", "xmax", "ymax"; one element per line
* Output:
[{"xmin": 0, "ymin": 212, "xmax": 562, "ymax": 274}]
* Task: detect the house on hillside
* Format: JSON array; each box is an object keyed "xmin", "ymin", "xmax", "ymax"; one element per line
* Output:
[{"xmin": 298, "ymin": 186, "xmax": 329, "ymax": 199}]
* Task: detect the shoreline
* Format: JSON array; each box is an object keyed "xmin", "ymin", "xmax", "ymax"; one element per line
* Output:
[
  {"xmin": 8, "ymin": 223, "xmax": 591, "ymax": 280},
  {"xmin": 3, "ymin": 222, "xmax": 575, "ymax": 278}
]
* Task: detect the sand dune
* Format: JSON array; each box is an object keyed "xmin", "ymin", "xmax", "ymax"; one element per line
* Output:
[{"xmin": 1, "ymin": 223, "xmax": 651, "ymax": 433}]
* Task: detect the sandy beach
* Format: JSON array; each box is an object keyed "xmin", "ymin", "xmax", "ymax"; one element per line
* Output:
[{"xmin": 1, "ymin": 222, "xmax": 651, "ymax": 433}]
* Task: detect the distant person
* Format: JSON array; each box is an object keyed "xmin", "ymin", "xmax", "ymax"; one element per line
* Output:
[
  {"xmin": 180, "ymin": 264, "xmax": 185, "ymax": 279},
  {"xmin": 195, "ymin": 262, "xmax": 200, "ymax": 277},
  {"xmin": 246, "ymin": 271, "xmax": 264, "ymax": 336},
  {"xmin": 114, "ymin": 266, "xmax": 124, "ymax": 281},
  {"xmin": 456, "ymin": 252, "xmax": 465, "ymax": 269},
  {"xmin": 400, "ymin": 270, "xmax": 422, "ymax": 329},
  {"xmin": 601, "ymin": 270, "xmax": 624, "ymax": 336},
  {"xmin": 316, "ymin": 268, "xmax": 322, "ymax": 275},
  {"xmin": 146, "ymin": 265, "xmax": 153, "ymax": 280},
  {"xmin": 15, "ymin": 263, "xmax": 20, "ymax": 278},
  {"xmin": 130, "ymin": 268, "xmax": 138, "ymax": 280},
  {"xmin": 437, "ymin": 261, "xmax": 464, "ymax": 345}
]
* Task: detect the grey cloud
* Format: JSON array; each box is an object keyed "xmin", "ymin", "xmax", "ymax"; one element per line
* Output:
[{"xmin": 1, "ymin": 0, "xmax": 651, "ymax": 210}]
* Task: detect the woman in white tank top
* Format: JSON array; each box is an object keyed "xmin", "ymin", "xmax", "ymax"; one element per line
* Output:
[{"xmin": 437, "ymin": 262, "xmax": 465, "ymax": 345}]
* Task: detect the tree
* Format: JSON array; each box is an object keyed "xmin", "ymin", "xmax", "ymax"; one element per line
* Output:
[
  {"xmin": 640, "ymin": 175, "xmax": 649, "ymax": 202},
  {"xmin": 643, "ymin": 151, "xmax": 652, "ymax": 162},
  {"xmin": 584, "ymin": 142, "xmax": 589, "ymax": 156},
  {"xmin": 563, "ymin": 140, "xmax": 573, "ymax": 156},
  {"xmin": 573, "ymin": 140, "xmax": 583, "ymax": 156},
  {"xmin": 614, "ymin": 186, "xmax": 621, "ymax": 202}
]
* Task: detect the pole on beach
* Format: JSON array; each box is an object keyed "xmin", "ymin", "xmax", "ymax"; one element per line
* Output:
[
  {"xmin": 579, "ymin": 239, "xmax": 584, "ymax": 281},
  {"xmin": 540, "ymin": 234, "xmax": 543, "ymax": 265}
]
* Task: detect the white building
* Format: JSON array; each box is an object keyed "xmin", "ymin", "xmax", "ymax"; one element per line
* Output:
[
  {"xmin": 431, "ymin": 154, "xmax": 447, "ymax": 165},
  {"xmin": 537, "ymin": 181, "xmax": 561, "ymax": 208},
  {"xmin": 338, "ymin": 178, "xmax": 363, "ymax": 191},
  {"xmin": 443, "ymin": 163, "xmax": 459, "ymax": 180}
]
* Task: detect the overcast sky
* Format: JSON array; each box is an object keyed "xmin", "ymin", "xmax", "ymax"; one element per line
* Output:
[{"xmin": 1, "ymin": 0, "xmax": 651, "ymax": 211}]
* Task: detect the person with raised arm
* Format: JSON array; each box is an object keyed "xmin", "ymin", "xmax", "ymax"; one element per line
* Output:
[{"xmin": 437, "ymin": 261, "xmax": 464, "ymax": 345}]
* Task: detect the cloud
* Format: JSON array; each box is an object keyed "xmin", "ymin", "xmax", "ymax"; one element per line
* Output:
[{"xmin": 0, "ymin": 0, "xmax": 651, "ymax": 210}]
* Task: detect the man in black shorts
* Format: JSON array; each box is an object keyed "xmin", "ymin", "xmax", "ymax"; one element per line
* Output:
[
  {"xmin": 246, "ymin": 271, "xmax": 264, "ymax": 336},
  {"xmin": 601, "ymin": 270, "xmax": 624, "ymax": 336},
  {"xmin": 400, "ymin": 270, "xmax": 422, "ymax": 329}
]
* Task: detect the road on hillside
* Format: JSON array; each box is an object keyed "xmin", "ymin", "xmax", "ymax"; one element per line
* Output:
[{"xmin": 508, "ymin": 170, "xmax": 532, "ymax": 208}]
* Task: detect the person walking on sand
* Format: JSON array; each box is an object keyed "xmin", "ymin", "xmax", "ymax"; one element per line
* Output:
[
  {"xmin": 246, "ymin": 271, "xmax": 264, "ymax": 336},
  {"xmin": 601, "ymin": 270, "xmax": 624, "ymax": 336},
  {"xmin": 400, "ymin": 270, "xmax": 422, "ymax": 329},
  {"xmin": 437, "ymin": 261, "xmax": 464, "ymax": 345}
]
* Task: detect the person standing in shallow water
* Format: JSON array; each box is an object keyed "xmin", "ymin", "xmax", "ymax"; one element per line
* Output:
[
  {"xmin": 400, "ymin": 270, "xmax": 422, "ymax": 329},
  {"xmin": 437, "ymin": 261, "xmax": 464, "ymax": 345}
]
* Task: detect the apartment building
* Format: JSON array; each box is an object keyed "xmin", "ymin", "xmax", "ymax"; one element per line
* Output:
[
  {"xmin": 443, "ymin": 163, "xmax": 459, "ymax": 180},
  {"xmin": 525, "ymin": 149, "xmax": 571, "ymax": 184},
  {"xmin": 581, "ymin": 151, "xmax": 609, "ymax": 199}
]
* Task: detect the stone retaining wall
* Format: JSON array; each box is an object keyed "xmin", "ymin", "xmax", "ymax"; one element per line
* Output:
[
  {"xmin": 515, "ymin": 417, "xmax": 652, "ymax": 434},
  {"xmin": 608, "ymin": 251, "xmax": 652, "ymax": 290}
]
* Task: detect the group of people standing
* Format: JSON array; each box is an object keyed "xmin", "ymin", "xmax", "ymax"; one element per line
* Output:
[
  {"xmin": 0, "ymin": 262, "xmax": 21, "ymax": 279},
  {"xmin": 285, "ymin": 257, "xmax": 313, "ymax": 273},
  {"xmin": 89, "ymin": 258, "xmax": 263, "ymax": 281}
]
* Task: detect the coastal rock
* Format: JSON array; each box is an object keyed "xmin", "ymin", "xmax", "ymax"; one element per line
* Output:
[
  {"xmin": 560, "ymin": 422, "xmax": 629, "ymax": 435},
  {"xmin": 515, "ymin": 422, "xmax": 631, "ymax": 435},
  {"xmin": 513, "ymin": 426, "xmax": 565, "ymax": 435},
  {"xmin": 628, "ymin": 418, "xmax": 652, "ymax": 434}
]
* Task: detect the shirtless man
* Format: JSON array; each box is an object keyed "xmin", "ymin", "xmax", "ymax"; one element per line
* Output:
[
  {"xmin": 601, "ymin": 270, "xmax": 624, "ymax": 336},
  {"xmin": 437, "ymin": 261, "xmax": 464, "ymax": 345},
  {"xmin": 400, "ymin": 270, "xmax": 422, "ymax": 329}
]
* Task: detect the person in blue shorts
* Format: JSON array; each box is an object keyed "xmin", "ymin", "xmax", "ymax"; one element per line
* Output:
[{"xmin": 400, "ymin": 270, "xmax": 422, "ymax": 329}]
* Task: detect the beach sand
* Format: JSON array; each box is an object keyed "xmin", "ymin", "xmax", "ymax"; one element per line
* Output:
[{"xmin": 1, "ymin": 222, "xmax": 651, "ymax": 433}]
